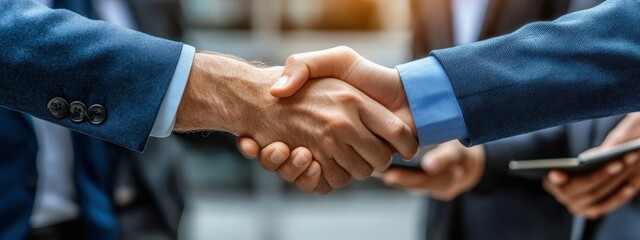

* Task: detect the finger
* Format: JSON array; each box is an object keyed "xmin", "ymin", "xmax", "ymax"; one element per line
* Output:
[
  {"xmin": 295, "ymin": 161, "xmax": 322, "ymax": 192},
  {"xmin": 277, "ymin": 147, "xmax": 313, "ymax": 182},
  {"xmin": 382, "ymin": 169, "xmax": 432, "ymax": 189},
  {"xmin": 343, "ymin": 115, "xmax": 394, "ymax": 172},
  {"xmin": 257, "ymin": 142, "xmax": 291, "ymax": 172},
  {"xmin": 314, "ymin": 147, "xmax": 352, "ymax": 188},
  {"xmin": 543, "ymin": 178, "xmax": 569, "ymax": 204},
  {"xmin": 421, "ymin": 144, "xmax": 461, "ymax": 175},
  {"xmin": 582, "ymin": 185, "xmax": 636, "ymax": 219},
  {"xmin": 313, "ymin": 175, "xmax": 334, "ymax": 195},
  {"xmin": 333, "ymin": 144, "xmax": 374, "ymax": 181},
  {"xmin": 547, "ymin": 170, "xmax": 569, "ymax": 186},
  {"xmin": 359, "ymin": 96, "xmax": 419, "ymax": 160},
  {"xmin": 236, "ymin": 137, "xmax": 261, "ymax": 158},
  {"xmin": 568, "ymin": 166, "xmax": 633, "ymax": 212},
  {"xmin": 560, "ymin": 161, "xmax": 623, "ymax": 198},
  {"xmin": 624, "ymin": 151, "xmax": 640, "ymax": 166},
  {"xmin": 272, "ymin": 46, "xmax": 359, "ymax": 98}
]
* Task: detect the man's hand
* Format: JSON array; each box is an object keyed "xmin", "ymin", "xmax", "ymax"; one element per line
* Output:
[
  {"xmin": 382, "ymin": 141, "xmax": 485, "ymax": 201},
  {"xmin": 235, "ymin": 47, "xmax": 421, "ymax": 193},
  {"xmin": 175, "ymin": 53, "xmax": 418, "ymax": 193},
  {"xmin": 544, "ymin": 112, "xmax": 640, "ymax": 219},
  {"xmin": 237, "ymin": 138, "xmax": 322, "ymax": 192},
  {"xmin": 272, "ymin": 46, "xmax": 417, "ymax": 142}
]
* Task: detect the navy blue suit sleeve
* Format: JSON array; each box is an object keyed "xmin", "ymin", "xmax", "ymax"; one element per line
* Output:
[
  {"xmin": 472, "ymin": 125, "xmax": 569, "ymax": 193},
  {"xmin": 0, "ymin": 0, "xmax": 184, "ymax": 151},
  {"xmin": 431, "ymin": 0, "xmax": 640, "ymax": 146}
]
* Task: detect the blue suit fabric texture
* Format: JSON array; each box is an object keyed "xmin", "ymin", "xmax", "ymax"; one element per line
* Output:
[
  {"xmin": 0, "ymin": 109, "xmax": 118, "ymax": 240},
  {"xmin": 0, "ymin": 0, "xmax": 169, "ymax": 239},
  {"xmin": 430, "ymin": 0, "xmax": 640, "ymax": 147},
  {"xmin": 0, "ymin": 0, "xmax": 183, "ymax": 151}
]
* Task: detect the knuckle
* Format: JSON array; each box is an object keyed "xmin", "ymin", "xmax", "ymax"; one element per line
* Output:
[
  {"xmin": 327, "ymin": 117, "xmax": 356, "ymax": 133},
  {"xmin": 295, "ymin": 179, "xmax": 314, "ymax": 192},
  {"xmin": 334, "ymin": 46, "xmax": 357, "ymax": 56},
  {"xmin": 371, "ymin": 152, "xmax": 392, "ymax": 171},
  {"xmin": 286, "ymin": 54, "xmax": 304, "ymax": 65},
  {"xmin": 335, "ymin": 90, "xmax": 363, "ymax": 105},
  {"xmin": 313, "ymin": 182, "xmax": 333, "ymax": 195},
  {"xmin": 258, "ymin": 158, "xmax": 277, "ymax": 172},
  {"xmin": 322, "ymin": 136, "xmax": 338, "ymax": 149},
  {"xmin": 353, "ymin": 165, "xmax": 374, "ymax": 180},
  {"xmin": 277, "ymin": 170, "xmax": 297, "ymax": 182},
  {"xmin": 327, "ymin": 173, "xmax": 351, "ymax": 188}
]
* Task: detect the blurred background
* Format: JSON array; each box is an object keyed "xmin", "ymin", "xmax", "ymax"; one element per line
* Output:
[{"xmin": 175, "ymin": 0, "xmax": 423, "ymax": 240}]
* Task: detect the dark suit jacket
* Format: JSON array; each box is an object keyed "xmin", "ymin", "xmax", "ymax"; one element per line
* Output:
[
  {"xmin": 0, "ymin": 108, "xmax": 119, "ymax": 240},
  {"xmin": 425, "ymin": 116, "xmax": 640, "ymax": 240},
  {"xmin": 0, "ymin": 0, "xmax": 184, "ymax": 151},
  {"xmin": 423, "ymin": 0, "xmax": 640, "ymax": 146},
  {"xmin": 0, "ymin": 107, "xmax": 186, "ymax": 240},
  {"xmin": 108, "ymin": 1, "xmax": 186, "ymax": 239},
  {"xmin": 0, "ymin": 1, "xmax": 186, "ymax": 239},
  {"xmin": 410, "ymin": 1, "xmax": 640, "ymax": 239}
]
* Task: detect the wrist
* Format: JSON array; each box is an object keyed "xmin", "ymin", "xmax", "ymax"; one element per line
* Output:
[{"xmin": 174, "ymin": 53, "xmax": 271, "ymax": 134}]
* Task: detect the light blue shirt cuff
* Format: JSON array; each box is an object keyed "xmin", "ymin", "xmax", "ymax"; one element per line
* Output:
[
  {"xmin": 150, "ymin": 44, "xmax": 196, "ymax": 138},
  {"xmin": 396, "ymin": 56, "xmax": 469, "ymax": 145}
]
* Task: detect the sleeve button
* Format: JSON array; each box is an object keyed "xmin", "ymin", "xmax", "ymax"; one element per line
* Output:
[
  {"xmin": 88, "ymin": 104, "xmax": 107, "ymax": 125},
  {"xmin": 47, "ymin": 97, "xmax": 69, "ymax": 119},
  {"xmin": 69, "ymin": 101, "xmax": 87, "ymax": 122}
]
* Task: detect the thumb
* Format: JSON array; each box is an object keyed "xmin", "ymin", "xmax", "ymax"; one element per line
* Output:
[
  {"xmin": 421, "ymin": 145, "xmax": 460, "ymax": 175},
  {"xmin": 271, "ymin": 46, "xmax": 360, "ymax": 98},
  {"xmin": 270, "ymin": 63, "xmax": 310, "ymax": 98}
]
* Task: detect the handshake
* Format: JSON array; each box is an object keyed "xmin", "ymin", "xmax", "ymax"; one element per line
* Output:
[{"xmin": 174, "ymin": 46, "xmax": 420, "ymax": 194}]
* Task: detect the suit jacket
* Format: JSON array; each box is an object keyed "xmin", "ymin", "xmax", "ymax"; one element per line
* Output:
[
  {"xmin": 426, "ymin": 115, "xmax": 640, "ymax": 240},
  {"xmin": 106, "ymin": 1, "xmax": 186, "ymax": 239},
  {"xmin": 421, "ymin": 0, "xmax": 640, "ymax": 147},
  {"xmin": 411, "ymin": 1, "xmax": 635, "ymax": 239},
  {"xmin": 0, "ymin": 0, "xmax": 184, "ymax": 151},
  {"xmin": 412, "ymin": 1, "xmax": 569, "ymax": 239},
  {"xmin": 107, "ymin": 137, "xmax": 185, "ymax": 240},
  {"xmin": 0, "ymin": 107, "xmax": 186, "ymax": 240},
  {"xmin": 0, "ymin": 1, "xmax": 186, "ymax": 239},
  {"xmin": 0, "ymin": 108, "xmax": 118, "ymax": 240}
]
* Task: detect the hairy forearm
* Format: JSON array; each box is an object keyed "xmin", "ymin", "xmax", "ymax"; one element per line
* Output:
[{"xmin": 174, "ymin": 52, "xmax": 276, "ymax": 134}]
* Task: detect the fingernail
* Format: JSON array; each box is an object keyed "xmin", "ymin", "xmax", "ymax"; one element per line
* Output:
[
  {"xmin": 306, "ymin": 164, "xmax": 318, "ymax": 176},
  {"xmin": 292, "ymin": 152, "xmax": 308, "ymax": 167},
  {"xmin": 239, "ymin": 142, "xmax": 255, "ymax": 158},
  {"xmin": 273, "ymin": 76, "xmax": 290, "ymax": 88},
  {"xmin": 270, "ymin": 150, "xmax": 286, "ymax": 164},
  {"xmin": 608, "ymin": 162, "xmax": 623, "ymax": 174}
]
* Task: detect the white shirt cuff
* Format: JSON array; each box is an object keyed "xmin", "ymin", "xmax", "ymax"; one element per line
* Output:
[{"xmin": 149, "ymin": 44, "xmax": 196, "ymax": 138}]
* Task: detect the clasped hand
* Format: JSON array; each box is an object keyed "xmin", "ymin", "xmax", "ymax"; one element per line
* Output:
[{"xmin": 236, "ymin": 46, "xmax": 420, "ymax": 193}]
